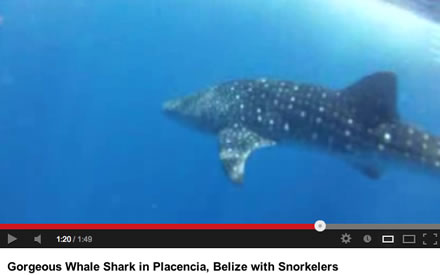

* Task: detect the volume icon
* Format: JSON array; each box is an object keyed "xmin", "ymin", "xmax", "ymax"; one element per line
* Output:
[{"xmin": 34, "ymin": 235, "xmax": 41, "ymax": 244}]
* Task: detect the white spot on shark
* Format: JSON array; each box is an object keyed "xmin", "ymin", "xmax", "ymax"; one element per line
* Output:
[{"xmin": 384, "ymin": 133, "xmax": 392, "ymax": 142}]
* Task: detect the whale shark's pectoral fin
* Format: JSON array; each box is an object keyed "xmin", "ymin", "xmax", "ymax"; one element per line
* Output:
[{"xmin": 219, "ymin": 127, "xmax": 276, "ymax": 183}]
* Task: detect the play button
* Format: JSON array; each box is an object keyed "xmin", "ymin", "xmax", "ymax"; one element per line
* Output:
[{"xmin": 7, "ymin": 234, "xmax": 17, "ymax": 245}]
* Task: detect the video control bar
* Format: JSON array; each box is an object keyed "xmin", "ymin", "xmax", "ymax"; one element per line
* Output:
[{"xmin": 2, "ymin": 230, "xmax": 439, "ymax": 248}]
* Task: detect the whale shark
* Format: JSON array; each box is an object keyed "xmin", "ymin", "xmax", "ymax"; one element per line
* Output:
[
  {"xmin": 382, "ymin": 0, "xmax": 440, "ymax": 23},
  {"xmin": 163, "ymin": 72, "xmax": 440, "ymax": 183}
]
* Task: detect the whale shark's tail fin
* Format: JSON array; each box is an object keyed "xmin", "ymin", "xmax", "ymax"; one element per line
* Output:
[{"xmin": 343, "ymin": 72, "xmax": 399, "ymax": 129}]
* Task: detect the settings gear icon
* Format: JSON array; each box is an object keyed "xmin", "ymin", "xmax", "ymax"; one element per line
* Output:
[{"xmin": 341, "ymin": 233, "xmax": 352, "ymax": 244}]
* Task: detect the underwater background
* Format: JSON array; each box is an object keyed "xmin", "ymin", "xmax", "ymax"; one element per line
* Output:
[{"xmin": 0, "ymin": 0, "xmax": 439, "ymax": 223}]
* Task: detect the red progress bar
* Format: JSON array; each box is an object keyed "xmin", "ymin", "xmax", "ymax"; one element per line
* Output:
[{"xmin": 0, "ymin": 224, "xmax": 314, "ymax": 230}]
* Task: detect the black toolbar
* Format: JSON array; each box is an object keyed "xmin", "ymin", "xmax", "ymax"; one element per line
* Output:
[{"xmin": 2, "ymin": 230, "xmax": 439, "ymax": 248}]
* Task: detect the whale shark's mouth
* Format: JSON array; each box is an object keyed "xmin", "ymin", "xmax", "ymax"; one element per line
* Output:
[{"xmin": 162, "ymin": 99, "xmax": 182, "ymax": 112}]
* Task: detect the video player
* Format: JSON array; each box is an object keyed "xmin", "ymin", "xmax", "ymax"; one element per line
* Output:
[{"xmin": 0, "ymin": 0, "xmax": 439, "ymax": 273}]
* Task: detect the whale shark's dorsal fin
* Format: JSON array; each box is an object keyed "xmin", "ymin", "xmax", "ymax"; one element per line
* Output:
[
  {"xmin": 344, "ymin": 72, "xmax": 399, "ymax": 128},
  {"xmin": 219, "ymin": 127, "xmax": 276, "ymax": 183}
]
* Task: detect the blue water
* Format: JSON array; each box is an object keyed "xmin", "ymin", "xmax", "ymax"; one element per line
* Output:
[{"xmin": 1, "ymin": 0, "xmax": 439, "ymax": 223}]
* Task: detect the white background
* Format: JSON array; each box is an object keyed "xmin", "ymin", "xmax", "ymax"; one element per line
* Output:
[{"xmin": 0, "ymin": 249, "xmax": 438, "ymax": 274}]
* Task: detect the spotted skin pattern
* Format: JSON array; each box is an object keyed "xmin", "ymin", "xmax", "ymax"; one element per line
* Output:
[{"xmin": 163, "ymin": 72, "xmax": 440, "ymax": 183}]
